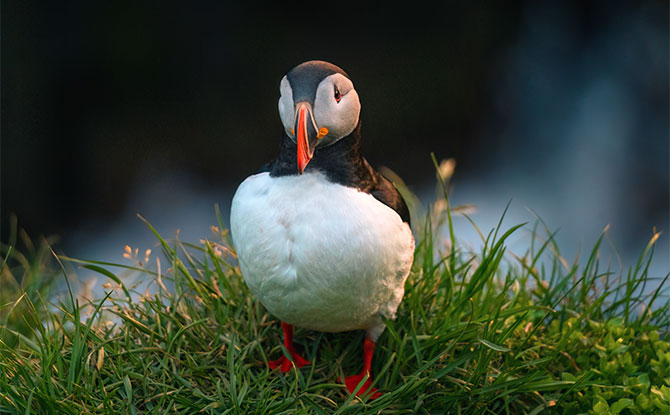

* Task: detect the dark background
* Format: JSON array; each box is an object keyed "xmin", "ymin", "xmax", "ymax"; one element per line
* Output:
[{"xmin": 2, "ymin": 1, "xmax": 668, "ymax": 271}]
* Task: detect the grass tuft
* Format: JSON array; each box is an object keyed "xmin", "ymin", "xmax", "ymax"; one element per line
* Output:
[{"xmin": 1, "ymin": 172, "xmax": 669, "ymax": 414}]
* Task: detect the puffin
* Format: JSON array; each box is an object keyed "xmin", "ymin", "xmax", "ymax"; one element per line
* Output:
[{"xmin": 230, "ymin": 60, "xmax": 415, "ymax": 399}]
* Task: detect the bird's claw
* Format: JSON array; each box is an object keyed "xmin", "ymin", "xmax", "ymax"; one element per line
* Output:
[
  {"xmin": 341, "ymin": 372, "xmax": 382, "ymax": 400},
  {"xmin": 268, "ymin": 352, "xmax": 311, "ymax": 373}
]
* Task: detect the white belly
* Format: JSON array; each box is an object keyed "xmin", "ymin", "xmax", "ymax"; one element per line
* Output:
[{"xmin": 230, "ymin": 172, "xmax": 414, "ymax": 339}]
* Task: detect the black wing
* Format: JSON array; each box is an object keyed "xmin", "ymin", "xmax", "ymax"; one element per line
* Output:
[
  {"xmin": 360, "ymin": 158, "xmax": 410, "ymax": 225},
  {"xmin": 371, "ymin": 173, "xmax": 411, "ymax": 225}
]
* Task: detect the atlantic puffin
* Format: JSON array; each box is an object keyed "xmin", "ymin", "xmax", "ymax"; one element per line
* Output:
[{"xmin": 230, "ymin": 60, "xmax": 415, "ymax": 399}]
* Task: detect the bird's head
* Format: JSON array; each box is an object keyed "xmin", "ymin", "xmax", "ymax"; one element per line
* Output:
[{"xmin": 278, "ymin": 60, "xmax": 361, "ymax": 174}]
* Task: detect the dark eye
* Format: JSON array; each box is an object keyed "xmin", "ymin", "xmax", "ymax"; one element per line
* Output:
[{"xmin": 334, "ymin": 86, "xmax": 341, "ymax": 103}]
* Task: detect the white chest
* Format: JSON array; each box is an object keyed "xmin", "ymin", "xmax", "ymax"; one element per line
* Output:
[{"xmin": 230, "ymin": 172, "xmax": 414, "ymax": 337}]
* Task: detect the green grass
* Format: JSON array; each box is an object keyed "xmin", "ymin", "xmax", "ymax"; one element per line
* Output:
[
  {"xmin": 1, "ymin": 170, "xmax": 669, "ymax": 414},
  {"xmin": 0, "ymin": 215, "xmax": 60, "ymax": 350}
]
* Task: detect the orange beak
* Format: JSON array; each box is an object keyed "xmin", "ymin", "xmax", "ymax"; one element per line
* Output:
[{"xmin": 294, "ymin": 102, "xmax": 319, "ymax": 174}]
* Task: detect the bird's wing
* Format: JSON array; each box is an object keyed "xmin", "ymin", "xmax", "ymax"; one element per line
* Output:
[
  {"xmin": 362, "ymin": 159, "xmax": 410, "ymax": 225},
  {"xmin": 370, "ymin": 173, "xmax": 411, "ymax": 225}
]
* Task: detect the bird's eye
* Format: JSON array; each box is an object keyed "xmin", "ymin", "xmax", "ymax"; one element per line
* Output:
[{"xmin": 334, "ymin": 86, "xmax": 341, "ymax": 103}]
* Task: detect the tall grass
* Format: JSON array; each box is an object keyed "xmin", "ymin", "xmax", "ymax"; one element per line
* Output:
[
  {"xmin": 0, "ymin": 215, "xmax": 60, "ymax": 349},
  {"xmin": 1, "ymin": 173, "xmax": 668, "ymax": 414}
]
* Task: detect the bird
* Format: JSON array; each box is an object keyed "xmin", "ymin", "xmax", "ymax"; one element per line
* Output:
[{"xmin": 230, "ymin": 60, "xmax": 415, "ymax": 399}]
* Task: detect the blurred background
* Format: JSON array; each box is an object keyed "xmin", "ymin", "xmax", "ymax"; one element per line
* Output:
[{"xmin": 2, "ymin": 1, "xmax": 668, "ymax": 279}]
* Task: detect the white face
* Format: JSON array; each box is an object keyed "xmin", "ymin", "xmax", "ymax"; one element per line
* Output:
[
  {"xmin": 278, "ymin": 76, "xmax": 295, "ymax": 137},
  {"xmin": 278, "ymin": 73, "xmax": 361, "ymax": 147}
]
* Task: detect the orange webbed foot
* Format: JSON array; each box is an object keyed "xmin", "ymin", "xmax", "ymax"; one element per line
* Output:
[{"xmin": 269, "ymin": 322, "xmax": 311, "ymax": 373}]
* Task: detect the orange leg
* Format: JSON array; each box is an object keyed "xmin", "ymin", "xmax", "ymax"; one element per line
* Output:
[
  {"xmin": 268, "ymin": 322, "xmax": 311, "ymax": 372},
  {"xmin": 342, "ymin": 336, "xmax": 381, "ymax": 399}
]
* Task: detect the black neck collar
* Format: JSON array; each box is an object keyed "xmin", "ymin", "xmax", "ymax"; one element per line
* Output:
[
  {"xmin": 269, "ymin": 122, "xmax": 374, "ymax": 191},
  {"xmin": 266, "ymin": 121, "xmax": 411, "ymax": 224}
]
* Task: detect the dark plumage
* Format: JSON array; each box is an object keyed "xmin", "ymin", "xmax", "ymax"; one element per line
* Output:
[
  {"xmin": 266, "ymin": 122, "xmax": 411, "ymax": 225},
  {"xmin": 286, "ymin": 61, "xmax": 349, "ymax": 105}
]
